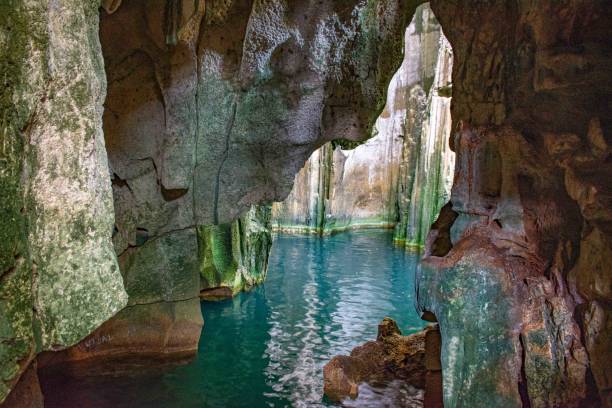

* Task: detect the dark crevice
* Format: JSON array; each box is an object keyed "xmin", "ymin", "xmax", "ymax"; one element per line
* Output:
[
  {"xmin": 518, "ymin": 334, "xmax": 532, "ymax": 408},
  {"xmin": 0, "ymin": 256, "xmax": 24, "ymax": 286},
  {"xmin": 111, "ymin": 173, "xmax": 134, "ymax": 194},
  {"xmin": 429, "ymin": 202, "xmax": 459, "ymax": 257},
  {"xmin": 135, "ymin": 228, "xmax": 150, "ymax": 246},
  {"xmin": 164, "ymin": 0, "xmax": 181, "ymax": 46},
  {"xmin": 116, "ymin": 225, "xmax": 196, "ymax": 259},
  {"xmin": 161, "ymin": 185, "xmax": 188, "ymax": 201}
]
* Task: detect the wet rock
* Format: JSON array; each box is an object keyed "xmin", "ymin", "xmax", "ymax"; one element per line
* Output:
[
  {"xmin": 37, "ymin": 299, "xmax": 203, "ymax": 376},
  {"xmin": 199, "ymin": 205, "xmax": 273, "ymax": 297},
  {"xmin": 0, "ymin": 362, "xmax": 43, "ymax": 408},
  {"xmin": 323, "ymin": 318, "xmax": 440, "ymax": 405}
]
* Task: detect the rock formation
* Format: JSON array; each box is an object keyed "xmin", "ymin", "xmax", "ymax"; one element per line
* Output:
[
  {"xmin": 0, "ymin": 1, "xmax": 127, "ymax": 402},
  {"xmin": 0, "ymin": 0, "xmax": 610, "ymax": 406},
  {"xmin": 323, "ymin": 318, "xmax": 442, "ymax": 406},
  {"xmin": 199, "ymin": 205, "xmax": 273, "ymax": 300},
  {"xmin": 416, "ymin": 1, "xmax": 612, "ymax": 406},
  {"xmin": 393, "ymin": 10, "xmax": 454, "ymax": 248},
  {"xmin": 272, "ymin": 4, "xmax": 454, "ymax": 244},
  {"xmin": 1, "ymin": 0, "xmax": 416, "ymax": 398}
]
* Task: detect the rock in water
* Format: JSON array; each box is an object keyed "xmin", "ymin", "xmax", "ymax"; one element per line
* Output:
[{"xmin": 323, "ymin": 318, "xmax": 442, "ymax": 406}]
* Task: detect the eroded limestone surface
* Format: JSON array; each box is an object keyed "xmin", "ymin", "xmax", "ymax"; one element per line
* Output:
[
  {"xmin": 1, "ymin": 0, "xmax": 611, "ymax": 406},
  {"xmin": 0, "ymin": 1, "xmax": 127, "ymax": 402},
  {"xmin": 417, "ymin": 1, "xmax": 612, "ymax": 406},
  {"xmin": 272, "ymin": 4, "xmax": 454, "ymax": 244}
]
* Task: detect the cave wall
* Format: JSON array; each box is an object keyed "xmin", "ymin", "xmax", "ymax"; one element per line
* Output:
[
  {"xmin": 272, "ymin": 3, "xmax": 454, "ymax": 242},
  {"xmin": 417, "ymin": 1, "xmax": 612, "ymax": 406},
  {"xmin": 270, "ymin": 135, "xmax": 402, "ymax": 234},
  {"xmin": 0, "ymin": 0, "xmax": 127, "ymax": 403},
  {"xmin": 42, "ymin": 0, "xmax": 420, "ymax": 375},
  {"xmin": 1, "ymin": 0, "xmax": 610, "ymax": 406},
  {"xmin": 393, "ymin": 19, "xmax": 454, "ymax": 248}
]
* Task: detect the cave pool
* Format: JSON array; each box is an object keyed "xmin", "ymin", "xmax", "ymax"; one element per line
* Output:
[{"xmin": 44, "ymin": 230, "xmax": 427, "ymax": 407}]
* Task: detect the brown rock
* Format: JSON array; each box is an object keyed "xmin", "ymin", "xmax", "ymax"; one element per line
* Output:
[
  {"xmin": 37, "ymin": 299, "xmax": 203, "ymax": 377},
  {"xmin": 0, "ymin": 362, "xmax": 43, "ymax": 408},
  {"xmin": 323, "ymin": 319, "xmax": 433, "ymax": 403},
  {"xmin": 200, "ymin": 287, "xmax": 234, "ymax": 301},
  {"xmin": 424, "ymin": 326, "xmax": 442, "ymax": 371},
  {"xmin": 424, "ymin": 371, "xmax": 444, "ymax": 408}
]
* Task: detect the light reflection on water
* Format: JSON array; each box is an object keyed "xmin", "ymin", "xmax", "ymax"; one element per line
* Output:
[{"xmin": 42, "ymin": 230, "xmax": 426, "ymax": 408}]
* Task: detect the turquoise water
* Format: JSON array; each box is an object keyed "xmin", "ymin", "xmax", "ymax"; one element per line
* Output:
[{"xmin": 42, "ymin": 230, "xmax": 426, "ymax": 407}]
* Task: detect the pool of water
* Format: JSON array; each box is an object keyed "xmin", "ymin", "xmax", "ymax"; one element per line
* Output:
[{"xmin": 42, "ymin": 230, "xmax": 426, "ymax": 407}]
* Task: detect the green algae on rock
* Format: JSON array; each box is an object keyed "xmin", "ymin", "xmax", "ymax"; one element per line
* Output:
[
  {"xmin": 199, "ymin": 205, "xmax": 273, "ymax": 300},
  {"xmin": 0, "ymin": 0, "xmax": 127, "ymax": 402}
]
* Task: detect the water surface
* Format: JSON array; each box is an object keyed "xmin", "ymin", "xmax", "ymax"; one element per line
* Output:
[{"xmin": 43, "ymin": 230, "xmax": 426, "ymax": 407}]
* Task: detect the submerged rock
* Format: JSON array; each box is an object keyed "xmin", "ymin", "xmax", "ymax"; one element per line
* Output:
[{"xmin": 323, "ymin": 318, "xmax": 442, "ymax": 406}]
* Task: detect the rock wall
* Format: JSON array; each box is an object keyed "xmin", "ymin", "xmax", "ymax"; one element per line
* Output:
[
  {"xmin": 272, "ymin": 4, "xmax": 454, "ymax": 245},
  {"xmin": 0, "ymin": 1, "xmax": 127, "ymax": 403},
  {"xmin": 393, "ymin": 14, "xmax": 454, "ymax": 248},
  {"xmin": 199, "ymin": 205, "xmax": 273, "ymax": 300},
  {"xmin": 417, "ymin": 1, "xmax": 612, "ymax": 406},
  {"xmin": 1, "ymin": 0, "xmax": 610, "ymax": 406},
  {"xmin": 271, "ymin": 135, "xmax": 401, "ymax": 234},
  {"xmin": 34, "ymin": 0, "xmax": 418, "ymax": 379}
]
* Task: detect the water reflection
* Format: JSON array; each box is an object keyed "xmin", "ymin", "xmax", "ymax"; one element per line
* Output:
[{"xmin": 41, "ymin": 230, "xmax": 426, "ymax": 408}]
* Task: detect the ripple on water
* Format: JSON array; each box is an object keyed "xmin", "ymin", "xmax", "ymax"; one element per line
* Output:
[{"xmin": 41, "ymin": 230, "xmax": 426, "ymax": 408}]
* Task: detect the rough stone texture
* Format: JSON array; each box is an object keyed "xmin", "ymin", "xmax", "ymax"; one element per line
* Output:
[
  {"xmin": 37, "ymin": 298, "xmax": 203, "ymax": 376},
  {"xmin": 272, "ymin": 4, "xmax": 454, "ymax": 240},
  {"xmin": 393, "ymin": 10, "xmax": 454, "ymax": 248},
  {"xmin": 100, "ymin": 0, "xmax": 418, "ymax": 244},
  {"xmin": 416, "ymin": 1, "xmax": 612, "ymax": 406},
  {"xmin": 120, "ymin": 228, "xmax": 200, "ymax": 306},
  {"xmin": 0, "ymin": 0, "xmax": 127, "ymax": 402},
  {"xmin": 2, "ymin": 1, "xmax": 610, "ymax": 406},
  {"xmin": 323, "ymin": 318, "xmax": 441, "ymax": 406},
  {"xmin": 199, "ymin": 205, "xmax": 273, "ymax": 300},
  {"xmin": 0, "ymin": 361, "xmax": 43, "ymax": 408}
]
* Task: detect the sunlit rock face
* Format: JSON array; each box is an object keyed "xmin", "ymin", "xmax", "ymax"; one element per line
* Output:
[
  {"xmin": 44, "ymin": 0, "xmax": 416, "ymax": 375},
  {"xmin": 393, "ymin": 12, "xmax": 454, "ymax": 248},
  {"xmin": 418, "ymin": 1, "xmax": 612, "ymax": 406},
  {"xmin": 272, "ymin": 4, "xmax": 454, "ymax": 244},
  {"xmin": 271, "ymin": 136, "xmax": 402, "ymax": 234},
  {"xmin": 0, "ymin": 1, "xmax": 127, "ymax": 402}
]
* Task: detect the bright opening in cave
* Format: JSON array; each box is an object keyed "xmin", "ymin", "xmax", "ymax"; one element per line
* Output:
[
  {"xmin": 35, "ymin": 3, "xmax": 454, "ymax": 407},
  {"xmin": 2, "ymin": 1, "xmax": 610, "ymax": 408}
]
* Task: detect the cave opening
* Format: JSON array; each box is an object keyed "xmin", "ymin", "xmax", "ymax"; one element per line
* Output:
[
  {"xmin": 3, "ymin": 0, "xmax": 609, "ymax": 407},
  {"xmin": 34, "ymin": 2, "xmax": 453, "ymax": 407}
]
